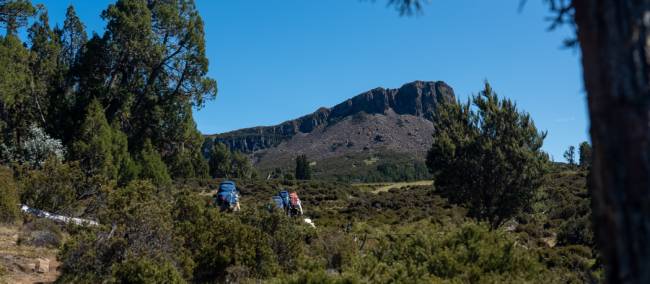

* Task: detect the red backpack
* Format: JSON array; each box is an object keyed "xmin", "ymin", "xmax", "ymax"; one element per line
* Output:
[{"xmin": 289, "ymin": 192, "xmax": 300, "ymax": 206}]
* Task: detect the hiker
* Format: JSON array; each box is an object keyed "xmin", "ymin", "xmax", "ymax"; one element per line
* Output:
[
  {"xmin": 215, "ymin": 180, "xmax": 240, "ymax": 212},
  {"xmin": 289, "ymin": 191, "xmax": 303, "ymax": 216},
  {"xmin": 271, "ymin": 190, "xmax": 303, "ymax": 216}
]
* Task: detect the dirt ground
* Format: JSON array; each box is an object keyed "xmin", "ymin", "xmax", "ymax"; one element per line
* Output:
[{"xmin": 0, "ymin": 225, "xmax": 60, "ymax": 284}]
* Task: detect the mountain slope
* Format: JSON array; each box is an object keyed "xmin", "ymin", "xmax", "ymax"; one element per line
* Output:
[{"xmin": 205, "ymin": 80, "xmax": 456, "ymax": 181}]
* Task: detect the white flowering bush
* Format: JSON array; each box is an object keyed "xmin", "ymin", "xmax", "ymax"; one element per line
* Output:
[
  {"xmin": 21, "ymin": 125, "xmax": 66, "ymax": 167},
  {"xmin": 1, "ymin": 125, "xmax": 67, "ymax": 167}
]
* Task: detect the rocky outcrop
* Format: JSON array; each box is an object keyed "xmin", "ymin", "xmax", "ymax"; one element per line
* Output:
[{"xmin": 205, "ymin": 80, "xmax": 455, "ymax": 154}]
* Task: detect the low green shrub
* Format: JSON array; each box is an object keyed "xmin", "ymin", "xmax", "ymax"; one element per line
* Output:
[{"xmin": 112, "ymin": 258, "xmax": 185, "ymax": 284}]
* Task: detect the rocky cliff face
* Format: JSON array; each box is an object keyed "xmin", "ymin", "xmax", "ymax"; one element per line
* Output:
[{"xmin": 205, "ymin": 80, "xmax": 455, "ymax": 154}]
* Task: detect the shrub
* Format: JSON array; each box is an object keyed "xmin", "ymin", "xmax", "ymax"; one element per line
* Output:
[
  {"xmin": 353, "ymin": 221, "xmax": 550, "ymax": 283},
  {"xmin": 112, "ymin": 258, "xmax": 185, "ymax": 284},
  {"xmin": 19, "ymin": 124, "xmax": 66, "ymax": 167},
  {"xmin": 20, "ymin": 158, "xmax": 85, "ymax": 215},
  {"xmin": 17, "ymin": 219, "xmax": 63, "ymax": 248},
  {"xmin": 59, "ymin": 180, "xmax": 189, "ymax": 282}
]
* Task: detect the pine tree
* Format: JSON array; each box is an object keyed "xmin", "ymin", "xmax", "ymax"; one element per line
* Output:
[
  {"xmin": 138, "ymin": 139, "xmax": 171, "ymax": 186},
  {"xmin": 578, "ymin": 141, "xmax": 592, "ymax": 169},
  {"xmin": 563, "ymin": 146, "xmax": 576, "ymax": 166},
  {"xmin": 0, "ymin": 29, "xmax": 31, "ymax": 147},
  {"xmin": 295, "ymin": 154, "xmax": 311, "ymax": 180},
  {"xmin": 60, "ymin": 5, "xmax": 86, "ymax": 69},
  {"xmin": 426, "ymin": 82, "xmax": 548, "ymax": 228},
  {"xmin": 0, "ymin": 0, "xmax": 36, "ymax": 36},
  {"xmin": 208, "ymin": 142, "xmax": 231, "ymax": 178},
  {"xmin": 73, "ymin": 99, "xmax": 118, "ymax": 178},
  {"xmin": 231, "ymin": 151, "xmax": 253, "ymax": 179}
]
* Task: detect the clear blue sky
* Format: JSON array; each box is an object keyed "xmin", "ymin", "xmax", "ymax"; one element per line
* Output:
[{"xmin": 37, "ymin": 0, "xmax": 586, "ymax": 161}]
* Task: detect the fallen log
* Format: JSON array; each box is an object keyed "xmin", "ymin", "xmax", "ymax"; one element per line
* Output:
[{"xmin": 20, "ymin": 204, "xmax": 99, "ymax": 227}]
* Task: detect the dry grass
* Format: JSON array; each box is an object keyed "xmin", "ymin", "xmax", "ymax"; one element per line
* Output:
[
  {"xmin": 353, "ymin": 180, "xmax": 433, "ymax": 193},
  {"xmin": 0, "ymin": 224, "xmax": 61, "ymax": 284}
]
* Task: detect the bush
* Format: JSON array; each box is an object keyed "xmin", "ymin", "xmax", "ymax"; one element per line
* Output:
[
  {"xmin": 17, "ymin": 219, "xmax": 63, "ymax": 248},
  {"xmin": 112, "ymin": 258, "xmax": 185, "ymax": 284},
  {"xmin": 19, "ymin": 124, "xmax": 66, "ymax": 168},
  {"xmin": 351, "ymin": 221, "xmax": 551, "ymax": 283},
  {"xmin": 20, "ymin": 158, "xmax": 85, "ymax": 215},
  {"xmin": 0, "ymin": 166, "xmax": 20, "ymax": 223}
]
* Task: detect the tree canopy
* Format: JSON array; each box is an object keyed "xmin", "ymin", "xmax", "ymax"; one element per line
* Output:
[{"xmin": 426, "ymin": 82, "xmax": 549, "ymax": 228}]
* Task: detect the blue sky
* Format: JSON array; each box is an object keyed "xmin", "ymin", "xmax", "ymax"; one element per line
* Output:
[{"xmin": 37, "ymin": 0, "xmax": 586, "ymax": 161}]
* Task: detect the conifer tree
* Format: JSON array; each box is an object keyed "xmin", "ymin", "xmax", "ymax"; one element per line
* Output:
[
  {"xmin": 73, "ymin": 99, "xmax": 117, "ymax": 178},
  {"xmin": 295, "ymin": 154, "xmax": 311, "ymax": 180},
  {"xmin": 564, "ymin": 146, "xmax": 576, "ymax": 166},
  {"xmin": 60, "ymin": 5, "xmax": 86, "ymax": 69},
  {"xmin": 72, "ymin": 99, "xmax": 138, "ymax": 184},
  {"xmin": 0, "ymin": 24, "xmax": 31, "ymax": 147},
  {"xmin": 578, "ymin": 141, "xmax": 592, "ymax": 169},
  {"xmin": 208, "ymin": 142, "xmax": 231, "ymax": 178},
  {"xmin": 138, "ymin": 139, "xmax": 171, "ymax": 186},
  {"xmin": 426, "ymin": 82, "xmax": 548, "ymax": 228},
  {"xmin": 231, "ymin": 151, "xmax": 253, "ymax": 179},
  {"xmin": 0, "ymin": 0, "xmax": 35, "ymax": 36}
]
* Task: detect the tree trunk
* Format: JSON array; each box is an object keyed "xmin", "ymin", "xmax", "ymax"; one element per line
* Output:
[{"xmin": 573, "ymin": 0, "xmax": 650, "ymax": 282}]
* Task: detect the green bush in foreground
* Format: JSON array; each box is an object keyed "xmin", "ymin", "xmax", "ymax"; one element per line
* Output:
[
  {"xmin": 112, "ymin": 258, "xmax": 185, "ymax": 284},
  {"xmin": 54, "ymin": 167, "xmax": 598, "ymax": 283}
]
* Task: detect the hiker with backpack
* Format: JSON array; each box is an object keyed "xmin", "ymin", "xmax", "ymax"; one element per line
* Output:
[
  {"xmin": 214, "ymin": 180, "xmax": 241, "ymax": 212},
  {"xmin": 271, "ymin": 190, "xmax": 303, "ymax": 217},
  {"xmin": 289, "ymin": 191, "xmax": 303, "ymax": 216}
]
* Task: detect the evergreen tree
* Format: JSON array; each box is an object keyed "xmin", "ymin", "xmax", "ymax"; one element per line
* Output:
[
  {"xmin": 426, "ymin": 82, "xmax": 548, "ymax": 228},
  {"xmin": 112, "ymin": 123, "xmax": 139, "ymax": 186},
  {"xmin": 96, "ymin": 0, "xmax": 216, "ymax": 172},
  {"xmin": 564, "ymin": 145, "xmax": 576, "ymax": 166},
  {"xmin": 0, "ymin": 31, "xmax": 31, "ymax": 148},
  {"xmin": 164, "ymin": 105, "xmax": 209, "ymax": 179},
  {"xmin": 27, "ymin": 9, "xmax": 62, "ymax": 126},
  {"xmin": 578, "ymin": 141, "xmax": 592, "ymax": 169},
  {"xmin": 231, "ymin": 151, "xmax": 253, "ymax": 179},
  {"xmin": 72, "ymin": 99, "xmax": 137, "ymax": 184},
  {"xmin": 60, "ymin": 5, "xmax": 86, "ymax": 69},
  {"xmin": 46, "ymin": 5, "xmax": 87, "ymax": 140},
  {"xmin": 208, "ymin": 142, "xmax": 231, "ymax": 178},
  {"xmin": 138, "ymin": 139, "xmax": 171, "ymax": 186},
  {"xmin": 72, "ymin": 99, "xmax": 117, "ymax": 178},
  {"xmin": 0, "ymin": 0, "xmax": 35, "ymax": 36},
  {"xmin": 295, "ymin": 154, "xmax": 311, "ymax": 180}
]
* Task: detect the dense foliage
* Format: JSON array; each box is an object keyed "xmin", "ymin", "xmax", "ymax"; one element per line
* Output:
[
  {"xmin": 427, "ymin": 82, "xmax": 549, "ymax": 228},
  {"xmin": 207, "ymin": 141, "xmax": 254, "ymax": 179},
  {"xmin": 52, "ymin": 172, "xmax": 600, "ymax": 283},
  {"xmin": 0, "ymin": 0, "xmax": 215, "ymax": 182},
  {"xmin": 0, "ymin": 1, "xmax": 601, "ymax": 283},
  {"xmin": 578, "ymin": 141, "xmax": 592, "ymax": 169},
  {"xmin": 295, "ymin": 154, "xmax": 312, "ymax": 180}
]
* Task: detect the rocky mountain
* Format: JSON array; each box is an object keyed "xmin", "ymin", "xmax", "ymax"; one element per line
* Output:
[{"xmin": 204, "ymin": 80, "xmax": 456, "ymax": 181}]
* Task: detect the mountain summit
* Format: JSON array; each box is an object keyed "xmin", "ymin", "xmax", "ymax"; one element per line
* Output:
[{"xmin": 205, "ymin": 80, "xmax": 456, "ymax": 180}]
